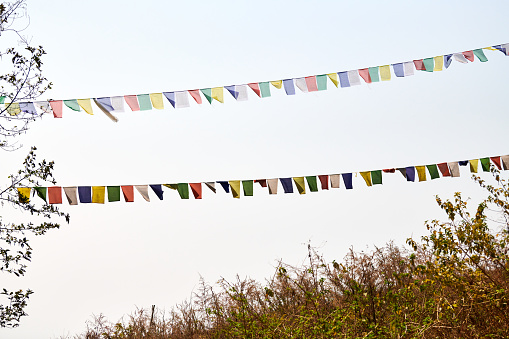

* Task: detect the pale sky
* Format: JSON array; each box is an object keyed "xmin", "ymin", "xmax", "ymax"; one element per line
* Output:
[{"xmin": 1, "ymin": 0, "xmax": 509, "ymax": 337}]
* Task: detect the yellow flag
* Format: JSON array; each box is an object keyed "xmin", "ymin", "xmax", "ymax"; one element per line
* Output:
[
  {"xmin": 17, "ymin": 187, "xmax": 31, "ymax": 203},
  {"xmin": 149, "ymin": 93, "xmax": 164, "ymax": 110},
  {"xmin": 416, "ymin": 166, "xmax": 427, "ymax": 181},
  {"xmin": 229, "ymin": 180, "xmax": 241, "ymax": 198},
  {"xmin": 77, "ymin": 98, "xmax": 94, "ymax": 115},
  {"xmin": 327, "ymin": 73, "xmax": 339, "ymax": 88},
  {"xmin": 163, "ymin": 184, "xmax": 178, "ymax": 190},
  {"xmin": 379, "ymin": 65, "xmax": 391, "ymax": 81},
  {"xmin": 92, "ymin": 186, "xmax": 105, "ymax": 204},
  {"xmin": 360, "ymin": 172, "xmax": 372, "ymax": 187},
  {"xmin": 270, "ymin": 80, "xmax": 282, "ymax": 89},
  {"xmin": 484, "ymin": 47, "xmax": 498, "ymax": 51},
  {"xmin": 433, "ymin": 56, "xmax": 443, "ymax": 71},
  {"xmin": 469, "ymin": 159, "xmax": 479, "ymax": 173},
  {"xmin": 211, "ymin": 87, "xmax": 224, "ymax": 103},
  {"xmin": 5, "ymin": 103, "xmax": 21, "ymax": 116},
  {"xmin": 293, "ymin": 177, "xmax": 306, "ymax": 194}
]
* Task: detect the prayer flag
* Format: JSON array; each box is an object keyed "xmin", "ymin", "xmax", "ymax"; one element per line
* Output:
[
  {"xmin": 242, "ymin": 180, "xmax": 253, "ymax": 196},
  {"xmin": 433, "ymin": 56, "xmax": 444, "ymax": 71},
  {"xmin": 360, "ymin": 171, "xmax": 372, "ymax": 186},
  {"xmin": 462, "ymin": 51, "xmax": 475, "ymax": 62},
  {"xmin": 111, "ymin": 96, "xmax": 125, "ymax": 112},
  {"xmin": 383, "ymin": 169, "xmax": 396, "ymax": 173},
  {"xmin": 368, "ymin": 67, "xmax": 380, "ymax": 82},
  {"xmin": 358, "ymin": 68, "xmax": 371, "ymax": 83},
  {"xmin": 35, "ymin": 101, "xmax": 52, "ymax": 115},
  {"xmin": 279, "ymin": 178, "xmax": 294, "ymax": 193},
  {"xmin": 137, "ymin": 94, "xmax": 152, "ymax": 110},
  {"xmin": 371, "ymin": 170, "xmax": 382, "ymax": 185},
  {"xmin": 259, "ymin": 82, "xmax": 271, "ymax": 98},
  {"xmin": 459, "ymin": 161, "xmax": 468, "ymax": 166},
  {"xmin": 78, "ymin": 186, "xmax": 92, "ymax": 203},
  {"xmin": 34, "ymin": 187, "xmax": 47, "ymax": 202},
  {"xmin": 5, "ymin": 103, "xmax": 20, "ymax": 116},
  {"xmin": 121, "ymin": 186, "xmax": 134, "ymax": 202},
  {"xmin": 247, "ymin": 83, "xmax": 261, "ymax": 97},
  {"xmin": 176, "ymin": 183, "xmax": 188, "ymax": 199},
  {"xmin": 306, "ymin": 176, "xmax": 318, "ymax": 192},
  {"xmin": 211, "ymin": 87, "xmax": 224, "ymax": 103},
  {"xmin": 93, "ymin": 98, "xmax": 118, "ymax": 122},
  {"xmin": 270, "ymin": 80, "xmax": 282, "ymax": 89},
  {"xmin": 150, "ymin": 184, "xmax": 164, "ymax": 200},
  {"xmin": 416, "ymin": 166, "xmax": 427, "ymax": 181},
  {"xmin": 480, "ymin": 157, "xmax": 491, "ymax": 172},
  {"xmin": 225, "ymin": 85, "xmax": 238, "ymax": 99},
  {"xmin": 318, "ymin": 175, "xmax": 329, "ymax": 190},
  {"xmin": 423, "ymin": 58, "xmax": 434, "ymax": 72},
  {"xmin": 134, "ymin": 185, "xmax": 150, "ymax": 201},
  {"xmin": 330, "ymin": 174, "xmax": 340, "ymax": 188},
  {"xmin": 205, "ymin": 182, "xmax": 216, "ymax": 193},
  {"xmin": 64, "ymin": 99, "xmax": 81, "ymax": 112},
  {"xmin": 293, "ymin": 177, "xmax": 306, "ymax": 194},
  {"xmin": 48, "ymin": 186, "xmax": 62, "ymax": 204},
  {"xmin": 295, "ymin": 78, "xmax": 308, "ymax": 92},
  {"xmin": 304, "ymin": 76, "xmax": 318, "ymax": 92},
  {"xmin": 175, "ymin": 91, "xmax": 190, "ymax": 108},
  {"xmin": 338, "ymin": 72, "xmax": 350, "ymax": 88},
  {"xmin": 453, "ymin": 53, "xmax": 469, "ymax": 64},
  {"xmin": 448, "ymin": 162, "xmax": 460, "ymax": 177},
  {"xmin": 63, "ymin": 187, "xmax": 78, "ymax": 205},
  {"xmin": 413, "ymin": 59, "xmax": 426, "ymax": 70},
  {"xmin": 77, "ymin": 98, "xmax": 94, "ymax": 115},
  {"xmin": 50, "ymin": 100, "xmax": 63, "ymax": 118},
  {"xmin": 437, "ymin": 163, "xmax": 451, "ymax": 177},
  {"xmin": 188, "ymin": 90, "xmax": 203, "ymax": 104},
  {"xmin": 96, "ymin": 97, "xmax": 114, "ymax": 112},
  {"xmin": 200, "ymin": 88, "xmax": 212, "ymax": 104},
  {"xmin": 254, "ymin": 179, "xmax": 267, "ymax": 187},
  {"xmin": 393, "ymin": 62, "xmax": 415, "ymax": 77},
  {"xmin": 107, "ymin": 186, "xmax": 120, "ymax": 202},
  {"xmin": 469, "ymin": 159, "xmax": 479, "ymax": 173},
  {"xmin": 149, "ymin": 93, "xmax": 164, "ymax": 109},
  {"xmin": 267, "ymin": 178, "xmax": 278, "ymax": 194},
  {"xmin": 493, "ymin": 44, "xmax": 509, "ymax": 56},
  {"xmin": 444, "ymin": 54, "xmax": 453, "ymax": 68},
  {"xmin": 19, "ymin": 102, "xmax": 37, "ymax": 115},
  {"xmin": 283, "ymin": 79, "xmax": 296, "ymax": 95},
  {"xmin": 229, "ymin": 180, "xmax": 241, "ymax": 198},
  {"xmin": 189, "ymin": 183, "xmax": 202, "ymax": 199},
  {"xmin": 17, "ymin": 187, "xmax": 31, "ymax": 203},
  {"xmin": 163, "ymin": 92, "xmax": 176, "ymax": 108},
  {"xmin": 348, "ymin": 70, "xmax": 362, "ymax": 86},
  {"xmin": 405, "ymin": 166, "xmax": 416, "ymax": 182},
  {"xmin": 316, "ymin": 74, "xmax": 327, "ymax": 91},
  {"xmin": 426, "ymin": 164, "xmax": 440, "ymax": 179},
  {"xmin": 327, "ymin": 73, "xmax": 339, "ymax": 87},
  {"xmin": 92, "ymin": 186, "xmax": 105, "ymax": 203},
  {"xmin": 379, "ymin": 65, "xmax": 391, "ymax": 81},
  {"xmin": 124, "ymin": 95, "xmax": 140, "ymax": 111},
  {"xmin": 473, "ymin": 49, "xmax": 488, "ymax": 62},
  {"xmin": 342, "ymin": 173, "xmax": 353, "ymax": 189},
  {"xmin": 236, "ymin": 85, "xmax": 248, "ymax": 101},
  {"xmin": 501, "ymin": 155, "xmax": 509, "ymax": 170},
  {"xmin": 217, "ymin": 181, "xmax": 230, "ymax": 193},
  {"xmin": 398, "ymin": 168, "xmax": 406, "ymax": 178}
]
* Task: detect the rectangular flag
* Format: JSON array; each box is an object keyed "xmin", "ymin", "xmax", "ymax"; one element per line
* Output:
[
  {"xmin": 149, "ymin": 93, "xmax": 164, "ymax": 109},
  {"xmin": 342, "ymin": 173, "xmax": 353, "ymax": 189},
  {"xmin": 330, "ymin": 174, "xmax": 340, "ymax": 188},
  {"xmin": 423, "ymin": 58, "xmax": 434, "ymax": 72},
  {"xmin": 279, "ymin": 178, "xmax": 294, "ymax": 193},
  {"xmin": 379, "ymin": 65, "xmax": 391, "ymax": 81},
  {"xmin": 63, "ymin": 187, "xmax": 78, "ymax": 205},
  {"xmin": 267, "ymin": 178, "xmax": 278, "ymax": 194},
  {"xmin": 92, "ymin": 186, "xmax": 105, "ymax": 203},
  {"xmin": 368, "ymin": 67, "xmax": 380, "ymax": 82},
  {"xmin": 259, "ymin": 82, "xmax": 271, "ymax": 98},
  {"xmin": 229, "ymin": 180, "xmax": 241, "ymax": 198},
  {"xmin": 316, "ymin": 74, "xmax": 327, "ymax": 91},
  {"xmin": 318, "ymin": 175, "xmax": 329, "ymax": 190},
  {"xmin": 295, "ymin": 78, "xmax": 308, "ymax": 92},
  {"xmin": 360, "ymin": 172, "xmax": 372, "ymax": 186},
  {"xmin": 48, "ymin": 186, "xmax": 62, "ymax": 204},
  {"xmin": 448, "ymin": 162, "xmax": 460, "ymax": 177},
  {"xmin": 304, "ymin": 76, "xmax": 318, "ymax": 92},
  {"xmin": 347, "ymin": 70, "xmax": 362, "ymax": 86},
  {"xmin": 189, "ymin": 183, "xmax": 202, "ymax": 199},
  {"xmin": 107, "ymin": 186, "xmax": 121, "ymax": 202},
  {"xmin": 283, "ymin": 79, "xmax": 296, "ymax": 95},
  {"xmin": 434, "ymin": 56, "xmax": 444, "ymax": 71},
  {"xmin": 293, "ymin": 177, "xmax": 306, "ymax": 194},
  {"xmin": 121, "ymin": 186, "xmax": 134, "ymax": 202},
  {"xmin": 338, "ymin": 72, "xmax": 350, "ymax": 88},
  {"xmin": 416, "ymin": 166, "xmax": 427, "ymax": 181},
  {"xmin": 137, "ymin": 94, "xmax": 153, "ymax": 110},
  {"xmin": 305, "ymin": 176, "xmax": 318, "ymax": 192},
  {"xmin": 242, "ymin": 180, "xmax": 253, "ymax": 196},
  {"xmin": 426, "ymin": 164, "xmax": 440, "ymax": 179},
  {"xmin": 371, "ymin": 170, "xmax": 382, "ymax": 185}
]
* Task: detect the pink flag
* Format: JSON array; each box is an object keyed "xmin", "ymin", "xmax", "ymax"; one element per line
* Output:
[
  {"xmin": 413, "ymin": 59, "xmax": 426, "ymax": 70},
  {"xmin": 247, "ymin": 83, "xmax": 261, "ymax": 97},
  {"xmin": 358, "ymin": 69, "xmax": 371, "ymax": 83},
  {"xmin": 462, "ymin": 51, "xmax": 474, "ymax": 62},
  {"xmin": 49, "ymin": 100, "xmax": 63, "ymax": 118},
  {"xmin": 124, "ymin": 95, "xmax": 140, "ymax": 111},
  {"xmin": 188, "ymin": 90, "xmax": 202, "ymax": 104},
  {"xmin": 304, "ymin": 76, "xmax": 318, "ymax": 92}
]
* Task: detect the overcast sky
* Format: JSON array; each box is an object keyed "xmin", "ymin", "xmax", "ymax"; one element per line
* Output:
[{"xmin": 1, "ymin": 0, "xmax": 509, "ymax": 337}]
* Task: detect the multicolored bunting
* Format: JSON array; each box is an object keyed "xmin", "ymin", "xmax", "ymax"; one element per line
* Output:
[
  {"xmin": 5, "ymin": 43, "xmax": 507, "ymax": 121},
  {"xmin": 17, "ymin": 154, "xmax": 509, "ymax": 205}
]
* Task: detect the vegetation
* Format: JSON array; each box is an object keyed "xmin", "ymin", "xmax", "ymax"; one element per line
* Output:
[{"xmin": 74, "ymin": 168, "xmax": 509, "ymax": 338}]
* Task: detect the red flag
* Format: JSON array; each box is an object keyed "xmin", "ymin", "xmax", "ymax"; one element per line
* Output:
[
  {"xmin": 358, "ymin": 68, "xmax": 371, "ymax": 83},
  {"xmin": 318, "ymin": 175, "xmax": 329, "ymax": 190},
  {"xmin": 247, "ymin": 83, "xmax": 261, "ymax": 97},
  {"xmin": 49, "ymin": 100, "xmax": 63, "ymax": 118},
  {"xmin": 305, "ymin": 76, "xmax": 318, "ymax": 92},
  {"xmin": 124, "ymin": 95, "xmax": 140, "ymax": 111},
  {"xmin": 490, "ymin": 156, "xmax": 502, "ymax": 170},
  {"xmin": 383, "ymin": 168, "xmax": 396, "ymax": 173},
  {"xmin": 48, "ymin": 186, "xmax": 62, "ymax": 204},
  {"xmin": 413, "ymin": 59, "xmax": 426, "ymax": 70},
  {"xmin": 121, "ymin": 185, "xmax": 134, "ymax": 202},
  {"xmin": 188, "ymin": 90, "xmax": 202, "ymax": 104},
  {"xmin": 462, "ymin": 51, "xmax": 475, "ymax": 62},
  {"xmin": 254, "ymin": 179, "xmax": 267, "ymax": 187},
  {"xmin": 437, "ymin": 163, "xmax": 451, "ymax": 177},
  {"xmin": 189, "ymin": 183, "xmax": 202, "ymax": 199}
]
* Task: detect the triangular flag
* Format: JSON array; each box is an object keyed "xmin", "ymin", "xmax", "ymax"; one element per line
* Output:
[
  {"xmin": 96, "ymin": 97, "xmax": 114, "ymax": 112},
  {"xmin": 444, "ymin": 54, "xmax": 453, "ymax": 68},
  {"xmin": 34, "ymin": 187, "xmax": 47, "ymax": 202},
  {"xmin": 293, "ymin": 177, "xmax": 306, "ymax": 194},
  {"xmin": 189, "ymin": 183, "xmax": 202, "ymax": 199},
  {"xmin": 294, "ymin": 78, "xmax": 308, "ymax": 92},
  {"xmin": 204, "ymin": 182, "xmax": 216, "ymax": 193},
  {"xmin": 135, "ymin": 185, "xmax": 150, "ymax": 201},
  {"xmin": 150, "ymin": 184, "xmax": 164, "ymax": 200},
  {"xmin": 200, "ymin": 88, "xmax": 212, "ymax": 104},
  {"xmin": 63, "ymin": 187, "xmax": 78, "ymax": 205},
  {"xmin": 327, "ymin": 73, "xmax": 339, "ymax": 88},
  {"xmin": 254, "ymin": 179, "xmax": 267, "ymax": 188},
  {"xmin": 492, "ymin": 44, "xmax": 509, "ymax": 56},
  {"xmin": 229, "ymin": 180, "xmax": 241, "ymax": 198},
  {"xmin": 360, "ymin": 172, "xmax": 372, "ymax": 187},
  {"xmin": 149, "ymin": 93, "xmax": 164, "ymax": 109},
  {"xmin": 211, "ymin": 87, "xmax": 224, "ymax": 103},
  {"xmin": 188, "ymin": 90, "xmax": 203, "ymax": 104},
  {"xmin": 77, "ymin": 98, "xmax": 94, "ymax": 115},
  {"xmin": 473, "ymin": 49, "xmax": 488, "ymax": 62},
  {"xmin": 217, "ymin": 181, "xmax": 230, "ymax": 193},
  {"xmin": 64, "ymin": 99, "xmax": 81, "ymax": 112},
  {"xmin": 270, "ymin": 80, "xmax": 282, "ymax": 89},
  {"xmin": 247, "ymin": 83, "xmax": 261, "ymax": 97},
  {"xmin": 453, "ymin": 53, "xmax": 469, "ymax": 64},
  {"xmin": 462, "ymin": 51, "xmax": 475, "ymax": 62},
  {"xmin": 163, "ymin": 92, "xmax": 176, "ymax": 108},
  {"xmin": 224, "ymin": 85, "xmax": 238, "ymax": 99}
]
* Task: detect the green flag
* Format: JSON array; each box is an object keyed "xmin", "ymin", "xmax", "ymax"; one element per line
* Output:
[
  {"xmin": 259, "ymin": 82, "xmax": 271, "ymax": 98},
  {"xmin": 0, "ymin": 96, "xmax": 5, "ymax": 104},
  {"xmin": 368, "ymin": 67, "xmax": 380, "ymax": 82},
  {"xmin": 200, "ymin": 88, "xmax": 212, "ymax": 104},
  {"xmin": 473, "ymin": 49, "xmax": 488, "ymax": 62},
  {"xmin": 107, "ymin": 186, "xmax": 121, "ymax": 202},
  {"xmin": 137, "ymin": 94, "xmax": 152, "ymax": 111},
  {"xmin": 423, "ymin": 58, "xmax": 434, "ymax": 72},
  {"xmin": 316, "ymin": 74, "xmax": 327, "ymax": 91},
  {"xmin": 63, "ymin": 99, "xmax": 80, "ymax": 111},
  {"xmin": 306, "ymin": 176, "xmax": 319, "ymax": 192},
  {"xmin": 34, "ymin": 187, "xmax": 47, "ymax": 202},
  {"xmin": 177, "ymin": 183, "xmax": 189, "ymax": 199},
  {"xmin": 426, "ymin": 164, "xmax": 440, "ymax": 179},
  {"xmin": 242, "ymin": 180, "xmax": 253, "ymax": 196},
  {"xmin": 371, "ymin": 170, "xmax": 382, "ymax": 185},
  {"xmin": 480, "ymin": 158, "xmax": 491, "ymax": 172}
]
